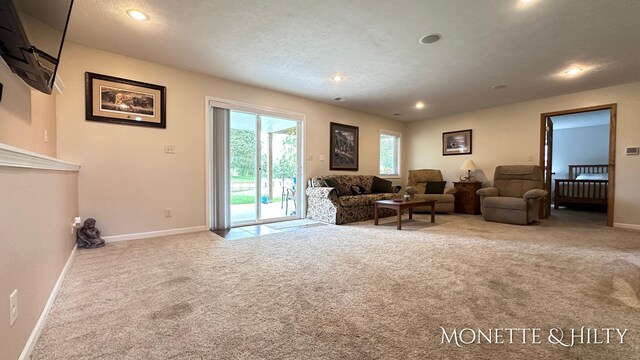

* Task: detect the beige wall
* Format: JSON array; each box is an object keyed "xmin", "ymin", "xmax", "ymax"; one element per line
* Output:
[
  {"xmin": 0, "ymin": 168, "xmax": 78, "ymax": 360},
  {"xmin": 56, "ymin": 43, "xmax": 406, "ymax": 237},
  {"xmin": 1, "ymin": 54, "xmax": 77, "ymax": 359},
  {"xmin": 0, "ymin": 62, "xmax": 57, "ymax": 157},
  {"xmin": 406, "ymin": 82, "xmax": 640, "ymax": 227}
]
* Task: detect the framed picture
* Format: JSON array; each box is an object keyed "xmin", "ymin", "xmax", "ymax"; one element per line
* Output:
[
  {"xmin": 329, "ymin": 122, "xmax": 359, "ymax": 171},
  {"xmin": 443, "ymin": 129, "xmax": 472, "ymax": 156},
  {"xmin": 85, "ymin": 72, "xmax": 166, "ymax": 128}
]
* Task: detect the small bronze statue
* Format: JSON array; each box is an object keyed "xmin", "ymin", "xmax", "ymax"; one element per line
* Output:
[{"xmin": 76, "ymin": 218, "xmax": 105, "ymax": 249}]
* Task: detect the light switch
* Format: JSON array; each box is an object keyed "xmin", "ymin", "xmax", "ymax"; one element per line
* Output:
[
  {"xmin": 307, "ymin": 154, "xmax": 313, "ymax": 161},
  {"xmin": 319, "ymin": 154, "xmax": 326, "ymax": 161}
]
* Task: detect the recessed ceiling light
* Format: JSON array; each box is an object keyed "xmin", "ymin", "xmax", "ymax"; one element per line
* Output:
[
  {"xmin": 127, "ymin": 9, "xmax": 149, "ymax": 21},
  {"xmin": 517, "ymin": 0, "xmax": 538, "ymax": 8},
  {"xmin": 393, "ymin": 113, "xmax": 402, "ymax": 117},
  {"xmin": 415, "ymin": 102, "xmax": 425, "ymax": 109},
  {"xmin": 331, "ymin": 74, "xmax": 344, "ymax": 82},
  {"xmin": 419, "ymin": 34, "xmax": 442, "ymax": 45},
  {"xmin": 565, "ymin": 67, "xmax": 583, "ymax": 76},
  {"xmin": 333, "ymin": 97, "xmax": 345, "ymax": 102},
  {"xmin": 493, "ymin": 85, "xmax": 507, "ymax": 90}
]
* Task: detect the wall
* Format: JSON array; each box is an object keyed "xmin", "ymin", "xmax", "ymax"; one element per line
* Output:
[
  {"xmin": 1, "ymin": 58, "xmax": 77, "ymax": 359},
  {"xmin": 405, "ymin": 82, "xmax": 640, "ymax": 227},
  {"xmin": 56, "ymin": 43, "xmax": 406, "ymax": 237},
  {"xmin": 0, "ymin": 62, "xmax": 57, "ymax": 157},
  {"xmin": 552, "ymin": 125, "xmax": 609, "ymax": 178},
  {"xmin": 0, "ymin": 167, "xmax": 78, "ymax": 360}
]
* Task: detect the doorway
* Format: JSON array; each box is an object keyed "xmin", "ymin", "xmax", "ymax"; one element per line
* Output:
[
  {"xmin": 206, "ymin": 98, "xmax": 304, "ymax": 230},
  {"xmin": 230, "ymin": 110, "xmax": 300, "ymax": 225},
  {"xmin": 539, "ymin": 104, "xmax": 616, "ymax": 226}
]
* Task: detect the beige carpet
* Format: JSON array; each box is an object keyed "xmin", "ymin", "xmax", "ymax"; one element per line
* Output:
[{"xmin": 31, "ymin": 210, "xmax": 640, "ymax": 359}]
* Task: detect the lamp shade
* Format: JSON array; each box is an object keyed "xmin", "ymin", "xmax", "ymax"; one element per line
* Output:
[{"xmin": 460, "ymin": 159, "xmax": 477, "ymax": 171}]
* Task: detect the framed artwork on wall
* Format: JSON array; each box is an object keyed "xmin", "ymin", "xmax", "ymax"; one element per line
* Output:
[
  {"xmin": 85, "ymin": 72, "xmax": 166, "ymax": 128},
  {"xmin": 329, "ymin": 122, "xmax": 359, "ymax": 171},
  {"xmin": 443, "ymin": 129, "xmax": 472, "ymax": 156}
]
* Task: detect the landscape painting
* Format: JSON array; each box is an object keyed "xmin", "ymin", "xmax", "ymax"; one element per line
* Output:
[
  {"xmin": 85, "ymin": 72, "xmax": 166, "ymax": 128},
  {"xmin": 443, "ymin": 129, "xmax": 472, "ymax": 155},
  {"xmin": 330, "ymin": 122, "xmax": 359, "ymax": 171},
  {"xmin": 99, "ymin": 86, "xmax": 155, "ymax": 117}
]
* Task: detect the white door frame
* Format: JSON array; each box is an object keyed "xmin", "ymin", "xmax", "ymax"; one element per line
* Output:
[{"xmin": 204, "ymin": 96, "xmax": 306, "ymax": 229}]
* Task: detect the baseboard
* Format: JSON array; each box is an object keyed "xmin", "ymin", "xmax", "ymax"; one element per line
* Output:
[
  {"xmin": 613, "ymin": 223, "xmax": 640, "ymax": 231},
  {"xmin": 103, "ymin": 226, "xmax": 208, "ymax": 242},
  {"xmin": 19, "ymin": 245, "xmax": 77, "ymax": 360}
]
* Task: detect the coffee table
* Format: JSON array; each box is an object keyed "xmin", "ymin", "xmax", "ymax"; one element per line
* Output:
[{"xmin": 374, "ymin": 199, "xmax": 436, "ymax": 230}]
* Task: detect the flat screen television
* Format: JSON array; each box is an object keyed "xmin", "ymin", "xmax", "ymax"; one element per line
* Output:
[{"xmin": 0, "ymin": 0, "xmax": 74, "ymax": 94}]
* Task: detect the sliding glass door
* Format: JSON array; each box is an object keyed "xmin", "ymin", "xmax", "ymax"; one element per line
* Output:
[{"xmin": 229, "ymin": 110, "xmax": 300, "ymax": 225}]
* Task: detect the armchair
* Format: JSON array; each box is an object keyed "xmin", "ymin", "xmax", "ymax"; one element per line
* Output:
[
  {"xmin": 406, "ymin": 169, "xmax": 456, "ymax": 213},
  {"xmin": 476, "ymin": 165, "xmax": 547, "ymax": 225}
]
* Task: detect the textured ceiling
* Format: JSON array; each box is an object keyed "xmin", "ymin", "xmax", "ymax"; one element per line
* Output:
[{"xmin": 64, "ymin": 0, "xmax": 640, "ymax": 121}]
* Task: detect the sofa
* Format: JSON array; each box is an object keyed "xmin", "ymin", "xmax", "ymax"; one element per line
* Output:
[
  {"xmin": 306, "ymin": 175, "xmax": 399, "ymax": 224},
  {"xmin": 476, "ymin": 165, "xmax": 547, "ymax": 225},
  {"xmin": 405, "ymin": 169, "xmax": 456, "ymax": 213}
]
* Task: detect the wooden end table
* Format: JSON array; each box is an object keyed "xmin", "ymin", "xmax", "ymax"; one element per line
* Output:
[
  {"xmin": 374, "ymin": 199, "xmax": 436, "ymax": 230},
  {"xmin": 453, "ymin": 181, "xmax": 482, "ymax": 214}
]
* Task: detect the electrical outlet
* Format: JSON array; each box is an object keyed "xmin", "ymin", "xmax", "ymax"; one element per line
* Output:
[
  {"xmin": 307, "ymin": 154, "xmax": 313, "ymax": 161},
  {"xmin": 71, "ymin": 217, "xmax": 81, "ymax": 234},
  {"xmin": 9, "ymin": 289, "xmax": 18, "ymax": 326},
  {"xmin": 164, "ymin": 208, "xmax": 172, "ymax": 217},
  {"xmin": 164, "ymin": 145, "xmax": 175, "ymax": 154}
]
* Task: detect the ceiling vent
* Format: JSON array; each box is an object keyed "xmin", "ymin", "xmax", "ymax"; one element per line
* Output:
[{"xmin": 419, "ymin": 34, "xmax": 442, "ymax": 45}]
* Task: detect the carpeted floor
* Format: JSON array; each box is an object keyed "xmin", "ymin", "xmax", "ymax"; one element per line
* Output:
[{"xmin": 31, "ymin": 210, "xmax": 640, "ymax": 359}]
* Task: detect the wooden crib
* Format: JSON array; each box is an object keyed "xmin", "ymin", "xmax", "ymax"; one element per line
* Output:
[{"xmin": 553, "ymin": 165, "xmax": 608, "ymax": 209}]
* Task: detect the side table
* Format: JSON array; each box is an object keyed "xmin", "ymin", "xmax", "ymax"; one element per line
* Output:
[{"xmin": 454, "ymin": 181, "xmax": 481, "ymax": 215}]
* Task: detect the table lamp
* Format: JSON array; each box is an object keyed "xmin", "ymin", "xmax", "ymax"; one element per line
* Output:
[{"xmin": 459, "ymin": 159, "xmax": 477, "ymax": 181}]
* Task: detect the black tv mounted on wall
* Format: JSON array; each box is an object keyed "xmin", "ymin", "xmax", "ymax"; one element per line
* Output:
[{"xmin": 0, "ymin": 0, "xmax": 74, "ymax": 94}]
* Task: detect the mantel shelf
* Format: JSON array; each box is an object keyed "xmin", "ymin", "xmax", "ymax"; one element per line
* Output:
[{"xmin": 0, "ymin": 143, "xmax": 80, "ymax": 172}]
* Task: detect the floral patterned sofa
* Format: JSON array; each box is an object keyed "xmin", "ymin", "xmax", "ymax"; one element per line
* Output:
[{"xmin": 306, "ymin": 175, "xmax": 399, "ymax": 225}]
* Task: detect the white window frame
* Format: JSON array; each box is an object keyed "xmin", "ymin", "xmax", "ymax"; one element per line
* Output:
[{"xmin": 379, "ymin": 129, "xmax": 401, "ymax": 178}]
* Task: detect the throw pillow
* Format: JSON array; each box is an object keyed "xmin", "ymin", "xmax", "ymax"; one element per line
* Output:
[
  {"xmin": 324, "ymin": 177, "xmax": 350, "ymax": 197},
  {"xmin": 425, "ymin": 181, "xmax": 447, "ymax": 194},
  {"xmin": 370, "ymin": 176, "xmax": 393, "ymax": 193},
  {"xmin": 351, "ymin": 185, "xmax": 366, "ymax": 195}
]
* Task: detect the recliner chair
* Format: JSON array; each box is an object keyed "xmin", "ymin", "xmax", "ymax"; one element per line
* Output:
[
  {"xmin": 476, "ymin": 165, "xmax": 547, "ymax": 225},
  {"xmin": 405, "ymin": 169, "xmax": 456, "ymax": 213}
]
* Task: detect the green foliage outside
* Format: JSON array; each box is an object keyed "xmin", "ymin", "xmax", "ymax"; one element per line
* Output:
[
  {"xmin": 275, "ymin": 130, "xmax": 297, "ymax": 180},
  {"xmin": 380, "ymin": 134, "xmax": 397, "ymax": 175},
  {"xmin": 230, "ymin": 128, "xmax": 257, "ymax": 178},
  {"xmin": 230, "ymin": 127, "xmax": 297, "ymax": 180}
]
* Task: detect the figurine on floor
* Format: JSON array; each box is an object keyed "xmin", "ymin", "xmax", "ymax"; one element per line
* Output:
[{"xmin": 77, "ymin": 218, "xmax": 105, "ymax": 248}]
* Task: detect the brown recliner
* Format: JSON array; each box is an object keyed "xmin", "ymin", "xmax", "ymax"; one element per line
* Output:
[
  {"xmin": 476, "ymin": 165, "xmax": 547, "ymax": 225},
  {"xmin": 406, "ymin": 169, "xmax": 456, "ymax": 213}
]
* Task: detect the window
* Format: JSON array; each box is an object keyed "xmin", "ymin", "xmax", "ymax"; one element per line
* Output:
[{"xmin": 379, "ymin": 130, "xmax": 401, "ymax": 177}]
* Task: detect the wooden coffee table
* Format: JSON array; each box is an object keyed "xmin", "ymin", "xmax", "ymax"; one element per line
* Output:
[{"xmin": 374, "ymin": 199, "xmax": 436, "ymax": 230}]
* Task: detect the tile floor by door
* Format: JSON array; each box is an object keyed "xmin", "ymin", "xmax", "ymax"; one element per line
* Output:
[{"xmin": 211, "ymin": 219, "xmax": 326, "ymax": 239}]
